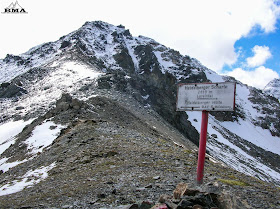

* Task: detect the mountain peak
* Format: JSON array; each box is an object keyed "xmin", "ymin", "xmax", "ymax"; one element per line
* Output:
[
  {"xmin": 80, "ymin": 21, "xmax": 127, "ymax": 34},
  {"xmin": 82, "ymin": 20, "xmax": 114, "ymax": 29},
  {"xmin": 263, "ymin": 78, "xmax": 280, "ymax": 100},
  {"xmin": 265, "ymin": 78, "xmax": 280, "ymax": 88}
]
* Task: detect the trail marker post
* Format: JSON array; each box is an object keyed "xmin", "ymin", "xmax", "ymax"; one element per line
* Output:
[{"xmin": 176, "ymin": 82, "xmax": 236, "ymax": 184}]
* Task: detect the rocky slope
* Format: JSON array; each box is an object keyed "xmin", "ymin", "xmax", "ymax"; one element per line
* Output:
[
  {"xmin": 0, "ymin": 93, "xmax": 279, "ymax": 208},
  {"xmin": 0, "ymin": 21, "xmax": 280, "ymax": 208}
]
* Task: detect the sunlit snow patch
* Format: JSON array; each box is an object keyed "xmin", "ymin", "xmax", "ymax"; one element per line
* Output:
[
  {"xmin": 25, "ymin": 121, "xmax": 65, "ymax": 155},
  {"xmin": 154, "ymin": 50, "xmax": 175, "ymax": 73},
  {"xmin": 0, "ymin": 158, "xmax": 27, "ymax": 173},
  {"xmin": 0, "ymin": 119, "xmax": 33, "ymax": 155},
  {"xmin": 50, "ymin": 61, "xmax": 103, "ymax": 80},
  {"xmin": 187, "ymin": 111, "xmax": 280, "ymax": 184},
  {"xmin": 204, "ymin": 68, "xmax": 225, "ymax": 82},
  {"xmin": 0, "ymin": 163, "xmax": 56, "ymax": 196},
  {"xmin": 1, "ymin": 60, "xmax": 104, "ymax": 119}
]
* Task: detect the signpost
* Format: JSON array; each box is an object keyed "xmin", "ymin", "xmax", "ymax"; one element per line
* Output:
[{"xmin": 176, "ymin": 82, "xmax": 236, "ymax": 184}]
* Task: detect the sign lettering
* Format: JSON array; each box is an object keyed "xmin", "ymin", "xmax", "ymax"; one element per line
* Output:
[{"xmin": 176, "ymin": 82, "xmax": 236, "ymax": 111}]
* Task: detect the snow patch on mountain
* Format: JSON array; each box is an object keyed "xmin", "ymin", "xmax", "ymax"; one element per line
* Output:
[
  {"xmin": 221, "ymin": 118, "xmax": 280, "ymax": 155},
  {"xmin": 154, "ymin": 51, "xmax": 175, "ymax": 73},
  {"xmin": 0, "ymin": 158, "xmax": 27, "ymax": 173},
  {"xmin": 25, "ymin": 121, "xmax": 65, "ymax": 155},
  {"xmin": 123, "ymin": 37, "xmax": 140, "ymax": 72},
  {"xmin": 0, "ymin": 119, "xmax": 33, "ymax": 155},
  {"xmin": 190, "ymin": 111, "xmax": 280, "ymax": 183},
  {"xmin": 263, "ymin": 78, "xmax": 280, "ymax": 101},
  {"xmin": 0, "ymin": 119, "xmax": 63, "ymax": 173},
  {"xmin": 0, "ymin": 60, "xmax": 103, "ymax": 119},
  {"xmin": 204, "ymin": 69, "xmax": 225, "ymax": 82},
  {"xmin": 0, "ymin": 43, "xmax": 62, "ymax": 84},
  {"xmin": 0, "ymin": 163, "xmax": 56, "ymax": 196}
]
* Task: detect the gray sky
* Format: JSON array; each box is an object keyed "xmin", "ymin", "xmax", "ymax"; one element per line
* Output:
[{"xmin": 1, "ymin": 0, "xmax": 280, "ymax": 88}]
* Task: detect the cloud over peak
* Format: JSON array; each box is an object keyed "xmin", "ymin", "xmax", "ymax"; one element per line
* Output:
[
  {"xmin": 226, "ymin": 66, "xmax": 279, "ymax": 89},
  {"xmin": 246, "ymin": 45, "xmax": 272, "ymax": 67}
]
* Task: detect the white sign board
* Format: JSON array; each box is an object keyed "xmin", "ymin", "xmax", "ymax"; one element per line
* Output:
[{"xmin": 176, "ymin": 82, "xmax": 236, "ymax": 111}]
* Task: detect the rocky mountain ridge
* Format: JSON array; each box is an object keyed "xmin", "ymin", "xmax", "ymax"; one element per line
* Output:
[
  {"xmin": 264, "ymin": 78, "xmax": 280, "ymax": 101},
  {"xmin": 0, "ymin": 21, "xmax": 280, "ymax": 208}
]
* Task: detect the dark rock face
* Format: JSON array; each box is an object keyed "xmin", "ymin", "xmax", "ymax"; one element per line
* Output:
[
  {"xmin": 112, "ymin": 43, "xmax": 204, "ymax": 145},
  {"xmin": 3, "ymin": 54, "xmax": 25, "ymax": 65},
  {"xmin": 60, "ymin": 40, "xmax": 71, "ymax": 49},
  {"xmin": 54, "ymin": 93, "xmax": 83, "ymax": 112},
  {"xmin": 210, "ymin": 107, "xmax": 244, "ymax": 122},
  {"xmin": 129, "ymin": 69, "xmax": 200, "ymax": 145},
  {"xmin": 0, "ymin": 82, "xmax": 10, "ymax": 88},
  {"xmin": 113, "ymin": 47, "xmax": 135, "ymax": 71},
  {"xmin": 0, "ymin": 83, "xmax": 27, "ymax": 98},
  {"xmin": 249, "ymin": 87, "xmax": 280, "ymax": 137},
  {"xmin": 134, "ymin": 45, "xmax": 161, "ymax": 73}
]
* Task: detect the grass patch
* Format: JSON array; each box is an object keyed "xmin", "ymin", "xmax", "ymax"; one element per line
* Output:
[
  {"xmin": 226, "ymin": 174, "xmax": 238, "ymax": 180},
  {"xmin": 167, "ymin": 168, "xmax": 177, "ymax": 172},
  {"xmin": 218, "ymin": 179, "xmax": 250, "ymax": 186},
  {"xmin": 183, "ymin": 149, "xmax": 193, "ymax": 154}
]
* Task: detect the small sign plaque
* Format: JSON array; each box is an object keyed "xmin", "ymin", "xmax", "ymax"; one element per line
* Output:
[{"xmin": 176, "ymin": 82, "xmax": 236, "ymax": 111}]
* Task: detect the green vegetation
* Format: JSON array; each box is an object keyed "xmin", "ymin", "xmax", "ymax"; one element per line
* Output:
[
  {"xmin": 225, "ymin": 174, "xmax": 238, "ymax": 180},
  {"xmin": 218, "ymin": 179, "xmax": 250, "ymax": 186},
  {"xmin": 183, "ymin": 149, "xmax": 192, "ymax": 154}
]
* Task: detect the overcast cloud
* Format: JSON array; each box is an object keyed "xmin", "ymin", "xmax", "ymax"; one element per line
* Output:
[
  {"xmin": 226, "ymin": 66, "xmax": 280, "ymax": 89},
  {"xmin": 0, "ymin": 0, "xmax": 280, "ymax": 88}
]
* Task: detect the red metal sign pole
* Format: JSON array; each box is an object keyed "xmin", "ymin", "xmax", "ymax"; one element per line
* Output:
[{"xmin": 197, "ymin": 110, "xmax": 209, "ymax": 184}]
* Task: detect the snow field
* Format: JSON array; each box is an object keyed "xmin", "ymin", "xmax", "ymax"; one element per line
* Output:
[
  {"xmin": 0, "ymin": 119, "xmax": 65, "ymax": 195},
  {"xmin": 0, "ymin": 163, "xmax": 56, "ymax": 196},
  {"xmin": 25, "ymin": 120, "xmax": 66, "ymax": 154},
  {"xmin": 0, "ymin": 119, "xmax": 33, "ymax": 155}
]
